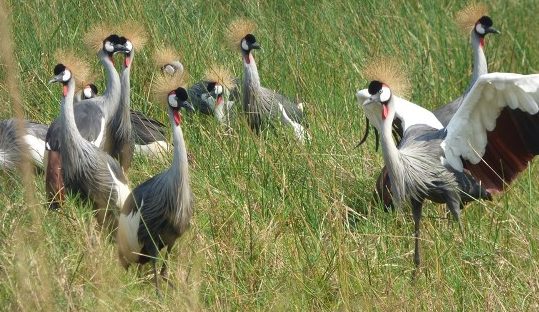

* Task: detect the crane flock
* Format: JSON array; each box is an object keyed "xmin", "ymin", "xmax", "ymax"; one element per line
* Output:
[{"xmin": 1, "ymin": 3, "xmax": 539, "ymax": 291}]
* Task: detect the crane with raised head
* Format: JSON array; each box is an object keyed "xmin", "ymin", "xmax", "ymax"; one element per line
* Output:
[
  {"xmin": 110, "ymin": 23, "xmax": 148, "ymax": 172},
  {"xmin": 117, "ymin": 73, "xmax": 194, "ymax": 292},
  {"xmin": 357, "ymin": 4, "xmax": 500, "ymax": 208},
  {"xmin": 361, "ymin": 58, "xmax": 539, "ymax": 268},
  {"xmin": 45, "ymin": 27, "xmax": 128, "ymax": 209},
  {"xmin": 49, "ymin": 51, "xmax": 130, "ymax": 233},
  {"xmin": 226, "ymin": 19, "xmax": 306, "ymax": 142}
]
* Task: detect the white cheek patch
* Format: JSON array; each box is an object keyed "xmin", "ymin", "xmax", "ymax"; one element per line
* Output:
[
  {"xmin": 62, "ymin": 70, "xmax": 72, "ymax": 82},
  {"xmin": 241, "ymin": 39, "xmax": 249, "ymax": 51},
  {"xmin": 125, "ymin": 40, "xmax": 133, "ymax": 52},
  {"xmin": 163, "ymin": 65, "xmax": 175, "ymax": 75},
  {"xmin": 168, "ymin": 94, "xmax": 178, "ymax": 108},
  {"xmin": 475, "ymin": 23, "xmax": 485, "ymax": 35},
  {"xmin": 83, "ymin": 87, "xmax": 92, "ymax": 99},
  {"xmin": 104, "ymin": 41, "xmax": 114, "ymax": 52},
  {"xmin": 215, "ymin": 84, "xmax": 223, "ymax": 95},
  {"xmin": 380, "ymin": 86, "xmax": 391, "ymax": 102}
]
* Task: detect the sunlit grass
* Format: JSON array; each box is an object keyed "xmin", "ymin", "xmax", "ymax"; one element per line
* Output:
[{"xmin": 1, "ymin": 0, "xmax": 539, "ymax": 310}]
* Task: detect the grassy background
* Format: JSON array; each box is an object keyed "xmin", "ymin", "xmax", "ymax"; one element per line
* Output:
[{"xmin": 1, "ymin": 0, "xmax": 539, "ymax": 310}]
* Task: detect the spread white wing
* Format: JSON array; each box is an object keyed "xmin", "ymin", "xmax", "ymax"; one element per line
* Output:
[{"xmin": 443, "ymin": 73, "xmax": 539, "ymax": 171}]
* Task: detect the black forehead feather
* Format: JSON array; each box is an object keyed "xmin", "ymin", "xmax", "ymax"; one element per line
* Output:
[
  {"xmin": 53, "ymin": 63, "xmax": 66, "ymax": 75},
  {"xmin": 175, "ymin": 87, "xmax": 188, "ymax": 101},
  {"xmin": 368, "ymin": 80, "xmax": 383, "ymax": 95},
  {"xmin": 88, "ymin": 83, "xmax": 98, "ymax": 94},
  {"xmin": 103, "ymin": 34, "xmax": 121, "ymax": 44},
  {"xmin": 478, "ymin": 16, "xmax": 493, "ymax": 28},
  {"xmin": 244, "ymin": 34, "xmax": 257, "ymax": 44},
  {"xmin": 206, "ymin": 82, "xmax": 216, "ymax": 92}
]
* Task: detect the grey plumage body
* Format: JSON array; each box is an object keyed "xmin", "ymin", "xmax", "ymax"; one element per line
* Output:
[
  {"xmin": 0, "ymin": 119, "xmax": 47, "ymax": 169},
  {"xmin": 130, "ymin": 110, "xmax": 167, "ymax": 146},
  {"xmin": 118, "ymin": 87, "xmax": 194, "ymax": 292},
  {"xmin": 53, "ymin": 65, "xmax": 130, "ymax": 232},
  {"xmin": 242, "ymin": 55, "xmax": 303, "ymax": 133}
]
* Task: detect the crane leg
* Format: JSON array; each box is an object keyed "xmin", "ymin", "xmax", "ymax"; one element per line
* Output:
[
  {"xmin": 153, "ymin": 260, "xmax": 161, "ymax": 297},
  {"xmin": 411, "ymin": 199, "xmax": 423, "ymax": 269}
]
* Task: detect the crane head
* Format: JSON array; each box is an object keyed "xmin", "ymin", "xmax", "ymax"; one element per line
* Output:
[
  {"xmin": 102, "ymin": 34, "xmax": 129, "ymax": 57},
  {"xmin": 83, "ymin": 83, "xmax": 98, "ymax": 100},
  {"xmin": 365, "ymin": 80, "xmax": 392, "ymax": 120},
  {"xmin": 206, "ymin": 82, "xmax": 225, "ymax": 106},
  {"xmin": 168, "ymin": 87, "xmax": 194, "ymax": 125},
  {"xmin": 49, "ymin": 64, "xmax": 71, "ymax": 84},
  {"xmin": 475, "ymin": 16, "xmax": 500, "ymax": 37},
  {"xmin": 241, "ymin": 34, "xmax": 260, "ymax": 53}
]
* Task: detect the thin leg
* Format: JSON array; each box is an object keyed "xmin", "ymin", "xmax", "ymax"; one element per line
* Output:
[
  {"xmin": 160, "ymin": 245, "xmax": 176, "ymax": 289},
  {"xmin": 411, "ymin": 199, "xmax": 423, "ymax": 269},
  {"xmin": 153, "ymin": 261, "xmax": 161, "ymax": 297}
]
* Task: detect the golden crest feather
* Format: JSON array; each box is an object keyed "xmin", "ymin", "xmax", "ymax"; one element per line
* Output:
[
  {"xmin": 83, "ymin": 23, "xmax": 117, "ymax": 52},
  {"xmin": 153, "ymin": 73, "xmax": 188, "ymax": 105},
  {"xmin": 204, "ymin": 65, "xmax": 235, "ymax": 90},
  {"xmin": 118, "ymin": 20, "xmax": 148, "ymax": 50},
  {"xmin": 363, "ymin": 57, "xmax": 411, "ymax": 98},
  {"xmin": 153, "ymin": 46, "xmax": 183, "ymax": 70},
  {"xmin": 54, "ymin": 50, "xmax": 90, "ymax": 86},
  {"xmin": 226, "ymin": 19, "xmax": 256, "ymax": 50},
  {"xmin": 455, "ymin": 3, "xmax": 488, "ymax": 31}
]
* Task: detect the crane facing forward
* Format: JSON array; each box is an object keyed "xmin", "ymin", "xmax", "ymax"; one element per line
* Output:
[
  {"xmin": 358, "ymin": 4, "xmax": 500, "ymax": 208},
  {"xmin": 117, "ymin": 74, "xmax": 194, "ymax": 291},
  {"xmin": 226, "ymin": 19, "xmax": 306, "ymax": 142},
  {"xmin": 49, "ymin": 52, "xmax": 130, "ymax": 233}
]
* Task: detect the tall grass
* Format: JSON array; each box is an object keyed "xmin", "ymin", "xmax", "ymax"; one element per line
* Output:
[{"xmin": 1, "ymin": 0, "xmax": 539, "ymax": 310}]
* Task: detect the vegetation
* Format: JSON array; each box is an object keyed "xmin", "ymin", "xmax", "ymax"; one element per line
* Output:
[{"xmin": 1, "ymin": 0, "xmax": 539, "ymax": 310}]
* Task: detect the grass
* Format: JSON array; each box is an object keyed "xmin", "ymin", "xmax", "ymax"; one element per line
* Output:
[{"xmin": 1, "ymin": 0, "xmax": 539, "ymax": 310}]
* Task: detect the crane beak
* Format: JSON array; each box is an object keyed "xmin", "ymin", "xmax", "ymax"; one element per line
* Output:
[
  {"xmin": 487, "ymin": 27, "xmax": 501, "ymax": 34},
  {"xmin": 182, "ymin": 101, "xmax": 195, "ymax": 112},
  {"xmin": 48, "ymin": 75, "xmax": 62, "ymax": 84},
  {"xmin": 362, "ymin": 97, "xmax": 374, "ymax": 106},
  {"xmin": 250, "ymin": 42, "xmax": 261, "ymax": 50}
]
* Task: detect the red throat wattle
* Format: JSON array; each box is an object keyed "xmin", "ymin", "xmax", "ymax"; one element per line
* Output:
[
  {"xmin": 216, "ymin": 95, "xmax": 223, "ymax": 105},
  {"xmin": 244, "ymin": 53, "xmax": 251, "ymax": 64},
  {"xmin": 382, "ymin": 104, "xmax": 389, "ymax": 120},
  {"xmin": 479, "ymin": 37, "xmax": 485, "ymax": 48},
  {"xmin": 124, "ymin": 56, "xmax": 131, "ymax": 68},
  {"xmin": 173, "ymin": 110, "xmax": 182, "ymax": 126},
  {"xmin": 63, "ymin": 85, "xmax": 68, "ymax": 97}
]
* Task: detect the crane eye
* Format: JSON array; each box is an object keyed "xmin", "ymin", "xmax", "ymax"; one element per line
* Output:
[{"xmin": 378, "ymin": 90, "xmax": 382, "ymax": 94}]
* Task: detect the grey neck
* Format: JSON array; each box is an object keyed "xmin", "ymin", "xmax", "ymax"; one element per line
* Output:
[
  {"xmin": 380, "ymin": 100, "xmax": 405, "ymax": 204},
  {"xmin": 60, "ymin": 78, "xmax": 83, "ymax": 157},
  {"xmin": 115, "ymin": 52, "xmax": 133, "ymax": 138},
  {"xmin": 98, "ymin": 49, "xmax": 121, "ymax": 120}
]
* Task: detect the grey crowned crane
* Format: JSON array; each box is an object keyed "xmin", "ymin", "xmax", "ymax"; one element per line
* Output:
[
  {"xmin": 188, "ymin": 65, "xmax": 238, "ymax": 126},
  {"xmin": 110, "ymin": 22, "xmax": 148, "ymax": 172},
  {"xmin": 75, "ymin": 83, "xmax": 99, "ymax": 103},
  {"xmin": 49, "ymin": 52, "xmax": 130, "ymax": 233},
  {"xmin": 226, "ymin": 19, "xmax": 307, "ymax": 142},
  {"xmin": 117, "ymin": 74, "xmax": 194, "ymax": 291},
  {"xmin": 361, "ymin": 58, "xmax": 539, "ymax": 268},
  {"xmin": 45, "ymin": 28, "xmax": 128, "ymax": 209},
  {"xmin": 358, "ymin": 4, "xmax": 500, "ymax": 208},
  {"xmin": 0, "ymin": 119, "xmax": 47, "ymax": 170}
]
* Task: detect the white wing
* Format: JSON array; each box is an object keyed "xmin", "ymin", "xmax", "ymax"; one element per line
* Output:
[{"xmin": 443, "ymin": 73, "xmax": 539, "ymax": 171}]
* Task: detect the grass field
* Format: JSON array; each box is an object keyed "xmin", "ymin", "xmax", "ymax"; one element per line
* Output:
[{"xmin": 1, "ymin": 0, "xmax": 539, "ymax": 310}]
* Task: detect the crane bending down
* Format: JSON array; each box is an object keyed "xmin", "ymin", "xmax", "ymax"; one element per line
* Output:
[
  {"xmin": 361, "ymin": 58, "xmax": 539, "ymax": 267},
  {"xmin": 117, "ymin": 74, "xmax": 194, "ymax": 292},
  {"xmin": 358, "ymin": 5, "xmax": 500, "ymax": 208},
  {"xmin": 188, "ymin": 65, "xmax": 239, "ymax": 126},
  {"xmin": 50, "ymin": 53, "xmax": 130, "ymax": 234},
  {"xmin": 226, "ymin": 19, "xmax": 307, "ymax": 142}
]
